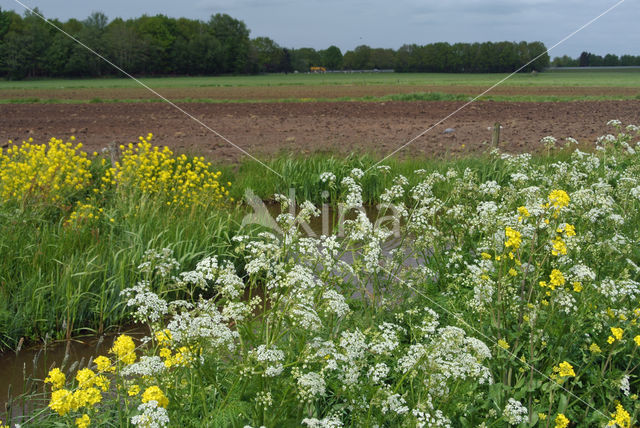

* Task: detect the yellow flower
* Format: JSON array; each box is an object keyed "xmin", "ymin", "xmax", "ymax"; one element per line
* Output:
[
  {"xmin": 634, "ymin": 335, "xmax": 640, "ymax": 346},
  {"xmin": 551, "ymin": 236, "xmax": 567, "ymax": 256},
  {"xmin": 538, "ymin": 412, "xmax": 547, "ymax": 420},
  {"xmin": 94, "ymin": 375, "xmax": 110, "ymax": 392},
  {"xmin": 128, "ymin": 384, "xmax": 141, "ymax": 396},
  {"xmin": 508, "ymin": 268, "xmax": 518, "ymax": 277},
  {"xmin": 44, "ymin": 367, "xmax": 66, "ymax": 391},
  {"xmin": 554, "ymin": 413, "xmax": 569, "ymax": 428},
  {"xmin": 572, "ymin": 282, "xmax": 582, "ymax": 292},
  {"xmin": 548, "ymin": 190, "xmax": 570, "ymax": 210},
  {"xmin": 155, "ymin": 329, "xmax": 173, "ymax": 346},
  {"xmin": 608, "ymin": 403, "xmax": 631, "ymax": 428},
  {"xmin": 589, "ymin": 343, "xmax": 601, "ymax": 353},
  {"xmin": 553, "ymin": 361, "xmax": 576, "ymax": 377},
  {"xmin": 480, "ymin": 252, "xmax": 492, "ymax": 260},
  {"xmin": 517, "ymin": 206, "xmax": 530, "ymax": 220},
  {"xmin": 505, "ymin": 227, "xmax": 522, "ymax": 250},
  {"xmin": 72, "ymin": 387, "xmax": 102, "ymax": 407},
  {"xmin": 75, "ymin": 368, "xmax": 96, "ymax": 389},
  {"xmin": 542, "ymin": 269, "xmax": 565, "ymax": 291},
  {"xmin": 94, "ymin": 355, "xmax": 114, "ymax": 373},
  {"xmin": 49, "ymin": 389, "xmax": 73, "ymax": 416},
  {"xmin": 141, "ymin": 385, "xmax": 169, "ymax": 408},
  {"xmin": 611, "ymin": 327, "xmax": 624, "ymax": 341},
  {"xmin": 110, "ymin": 334, "xmax": 137, "ymax": 365},
  {"xmin": 497, "ymin": 339, "xmax": 510, "ymax": 350},
  {"xmin": 75, "ymin": 414, "xmax": 90, "ymax": 428}
]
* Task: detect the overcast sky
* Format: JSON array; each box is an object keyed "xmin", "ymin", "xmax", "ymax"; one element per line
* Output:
[{"xmin": 1, "ymin": 0, "xmax": 637, "ymax": 57}]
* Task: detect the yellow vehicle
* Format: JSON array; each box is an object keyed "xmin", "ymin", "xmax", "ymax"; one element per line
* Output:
[{"xmin": 310, "ymin": 66, "xmax": 326, "ymax": 73}]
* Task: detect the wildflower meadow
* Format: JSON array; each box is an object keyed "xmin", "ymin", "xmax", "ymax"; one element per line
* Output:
[{"xmin": 2, "ymin": 121, "xmax": 640, "ymax": 427}]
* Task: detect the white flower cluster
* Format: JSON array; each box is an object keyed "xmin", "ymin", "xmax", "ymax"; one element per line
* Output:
[
  {"xmin": 121, "ymin": 281, "xmax": 168, "ymax": 323},
  {"xmin": 302, "ymin": 414, "xmax": 343, "ymax": 428},
  {"xmin": 296, "ymin": 371, "xmax": 326, "ymax": 402},
  {"xmin": 138, "ymin": 247, "xmax": 180, "ymax": 279},
  {"xmin": 121, "ymin": 356, "xmax": 166, "ymax": 377},
  {"xmin": 502, "ymin": 398, "xmax": 528, "ymax": 425},
  {"xmin": 250, "ymin": 345, "xmax": 285, "ymax": 377},
  {"xmin": 130, "ymin": 401, "xmax": 170, "ymax": 428}
]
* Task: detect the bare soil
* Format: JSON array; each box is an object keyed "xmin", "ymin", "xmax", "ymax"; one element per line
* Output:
[
  {"xmin": 0, "ymin": 85, "xmax": 639, "ymax": 101},
  {"xmin": 2, "ymin": 100, "xmax": 639, "ymax": 162}
]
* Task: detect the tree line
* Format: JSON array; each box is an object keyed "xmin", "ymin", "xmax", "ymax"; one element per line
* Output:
[
  {"xmin": 0, "ymin": 8, "xmax": 550, "ymax": 80},
  {"xmin": 552, "ymin": 52, "xmax": 640, "ymax": 67}
]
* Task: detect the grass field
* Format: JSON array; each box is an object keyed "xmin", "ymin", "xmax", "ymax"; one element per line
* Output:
[
  {"xmin": 2, "ymin": 71, "xmax": 640, "ymax": 90},
  {"xmin": 1, "ymin": 71, "xmax": 639, "ymax": 105}
]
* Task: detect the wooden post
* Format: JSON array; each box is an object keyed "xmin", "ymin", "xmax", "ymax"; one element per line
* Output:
[
  {"xmin": 109, "ymin": 141, "xmax": 120, "ymax": 166},
  {"xmin": 492, "ymin": 123, "xmax": 501, "ymax": 148}
]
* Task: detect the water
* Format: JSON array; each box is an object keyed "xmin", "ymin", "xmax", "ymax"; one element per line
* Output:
[{"xmin": 1, "ymin": 326, "xmax": 148, "ymax": 422}]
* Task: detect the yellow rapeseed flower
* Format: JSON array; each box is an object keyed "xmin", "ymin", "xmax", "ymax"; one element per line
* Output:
[
  {"xmin": 551, "ymin": 236, "xmax": 567, "ymax": 256},
  {"xmin": 44, "ymin": 367, "xmax": 66, "ymax": 391},
  {"xmin": 49, "ymin": 389, "xmax": 73, "ymax": 416},
  {"xmin": 141, "ymin": 385, "xmax": 169, "ymax": 408},
  {"xmin": 504, "ymin": 227, "xmax": 522, "ymax": 250},
  {"xmin": 75, "ymin": 414, "xmax": 90, "ymax": 428},
  {"xmin": 94, "ymin": 355, "xmax": 115, "ymax": 373},
  {"xmin": 128, "ymin": 385, "xmax": 141, "ymax": 396},
  {"xmin": 611, "ymin": 327, "xmax": 624, "ymax": 341},
  {"xmin": 553, "ymin": 361, "xmax": 576, "ymax": 377},
  {"xmin": 554, "ymin": 413, "xmax": 569, "ymax": 428},
  {"xmin": 110, "ymin": 334, "xmax": 137, "ymax": 365},
  {"xmin": 548, "ymin": 190, "xmax": 570, "ymax": 210},
  {"xmin": 608, "ymin": 403, "xmax": 631, "ymax": 428}
]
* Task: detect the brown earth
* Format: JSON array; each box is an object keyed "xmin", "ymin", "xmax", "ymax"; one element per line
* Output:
[
  {"xmin": 1, "ymin": 84, "xmax": 639, "ymax": 101},
  {"xmin": 1, "ymin": 100, "xmax": 639, "ymax": 162}
]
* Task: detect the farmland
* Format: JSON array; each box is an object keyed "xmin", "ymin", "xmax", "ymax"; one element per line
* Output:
[
  {"xmin": 2, "ymin": 71, "xmax": 640, "ymax": 427},
  {"xmin": 1, "ymin": 71, "xmax": 640, "ymax": 163}
]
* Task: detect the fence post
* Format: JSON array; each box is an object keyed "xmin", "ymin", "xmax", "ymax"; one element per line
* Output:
[
  {"xmin": 109, "ymin": 141, "xmax": 120, "ymax": 167},
  {"xmin": 492, "ymin": 123, "xmax": 501, "ymax": 148}
]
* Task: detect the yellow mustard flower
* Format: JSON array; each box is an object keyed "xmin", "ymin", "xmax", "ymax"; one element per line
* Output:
[
  {"xmin": 110, "ymin": 334, "xmax": 137, "ymax": 365},
  {"xmin": 553, "ymin": 361, "xmax": 576, "ymax": 377},
  {"xmin": 548, "ymin": 190, "xmax": 570, "ymax": 210},
  {"xmin": 128, "ymin": 384, "xmax": 141, "ymax": 396},
  {"xmin": 505, "ymin": 227, "xmax": 522, "ymax": 250},
  {"xmin": 554, "ymin": 413, "xmax": 569, "ymax": 428},
  {"xmin": 44, "ymin": 367, "xmax": 66, "ymax": 391},
  {"xmin": 94, "ymin": 355, "xmax": 114, "ymax": 373},
  {"xmin": 49, "ymin": 389, "xmax": 73, "ymax": 416},
  {"xmin": 608, "ymin": 403, "xmax": 631, "ymax": 428},
  {"xmin": 75, "ymin": 414, "xmax": 90, "ymax": 428},
  {"xmin": 141, "ymin": 385, "xmax": 169, "ymax": 408}
]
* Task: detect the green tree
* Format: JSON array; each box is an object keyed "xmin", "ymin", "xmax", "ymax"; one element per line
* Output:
[
  {"xmin": 208, "ymin": 13, "xmax": 251, "ymax": 73},
  {"xmin": 252, "ymin": 36, "xmax": 285, "ymax": 73},
  {"xmin": 291, "ymin": 47, "xmax": 321, "ymax": 71},
  {"xmin": 320, "ymin": 45, "xmax": 342, "ymax": 69},
  {"xmin": 603, "ymin": 53, "xmax": 619, "ymax": 66}
]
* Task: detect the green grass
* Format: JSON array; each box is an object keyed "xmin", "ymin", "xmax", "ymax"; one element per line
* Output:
[
  {"xmin": 223, "ymin": 151, "xmax": 576, "ymax": 205},
  {"xmin": 1, "ymin": 92, "xmax": 638, "ymax": 105},
  {"xmin": 1, "ymin": 70, "xmax": 640, "ymax": 90}
]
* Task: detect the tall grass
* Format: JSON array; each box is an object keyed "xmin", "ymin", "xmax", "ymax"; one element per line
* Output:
[
  {"xmin": 225, "ymin": 151, "xmax": 575, "ymax": 205},
  {"xmin": 0, "ymin": 197, "xmax": 243, "ymax": 351}
]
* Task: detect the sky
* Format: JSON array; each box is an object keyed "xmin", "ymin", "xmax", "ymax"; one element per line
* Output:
[{"xmin": 1, "ymin": 0, "xmax": 637, "ymax": 58}]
